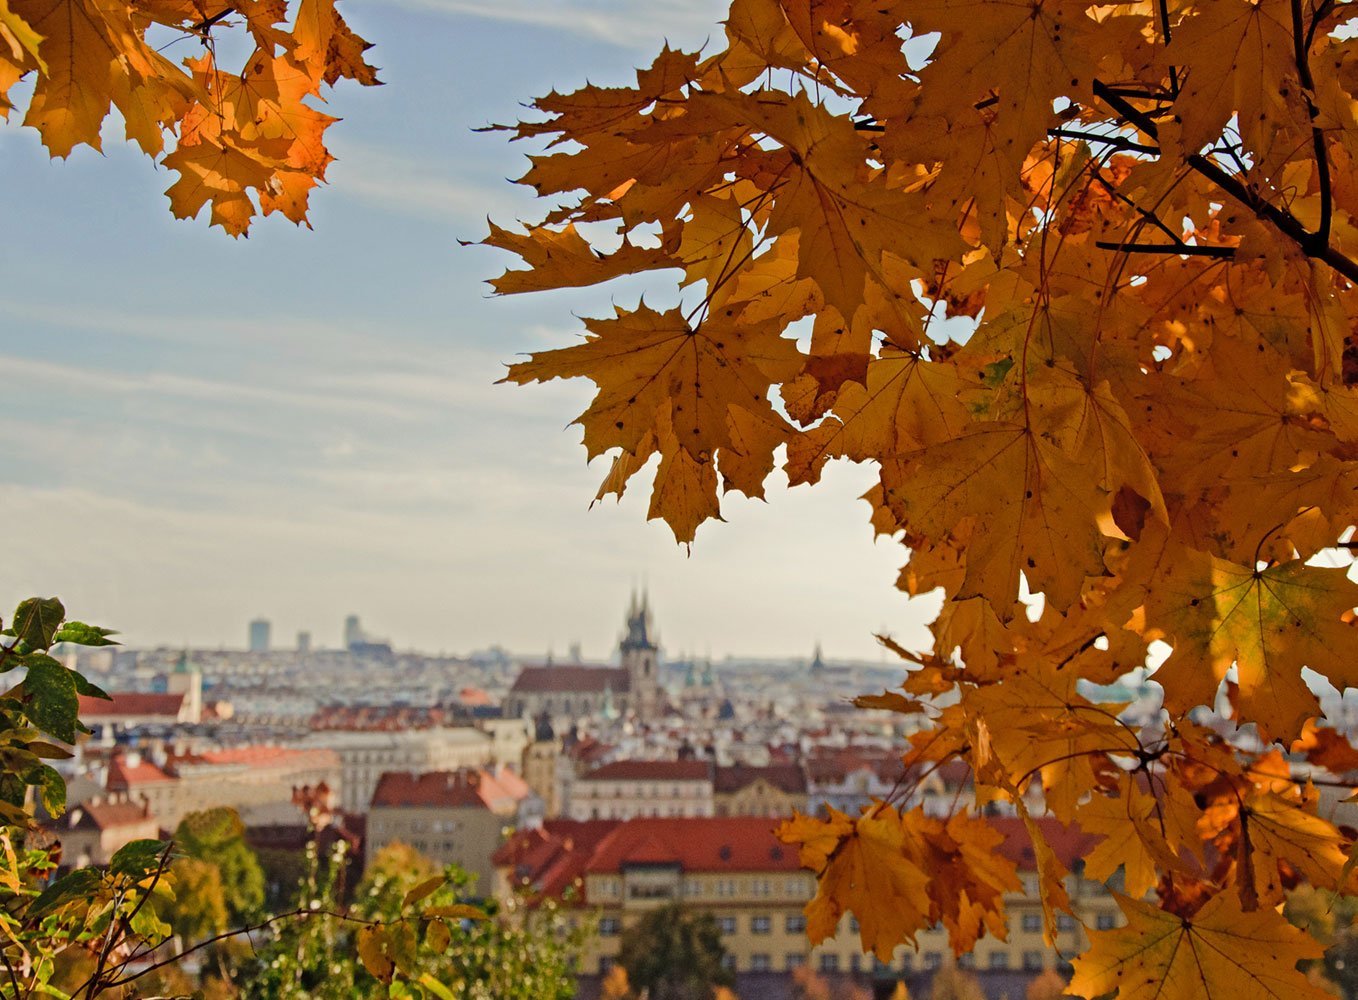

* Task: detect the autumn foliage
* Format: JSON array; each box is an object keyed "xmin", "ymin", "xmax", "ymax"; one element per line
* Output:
[
  {"xmin": 0, "ymin": 0, "xmax": 378, "ymax": 235},
  {"xmin": 485, "ymin": 0, "xmax": 1358, "ymax": 996}
]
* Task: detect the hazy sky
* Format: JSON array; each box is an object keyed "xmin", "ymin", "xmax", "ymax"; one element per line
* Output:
[{"xmin": 0, "ymin": 0, "xmax": 939, "ymax": 661}]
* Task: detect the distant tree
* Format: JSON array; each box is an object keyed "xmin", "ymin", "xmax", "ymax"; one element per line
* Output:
[
  {"xmin": 165, "ymin": 856, "xmax": 230, "ymax": 943},
  {"xmin": 618, "ymin": 902, "xmax": 734, "ymax": 1000},
  {"xmin": 1286, "ymin": 886, "xmax": 1357, "ymax": 998},
  {"xmin": 176, "ymin": 807, "xmax": 267, "ymax": 923},
  {"xmin": 1025, "ymin": 968, "xmax": 1067, "ymax": 1000},
  {"xmin": 929, "ymin": 967, "xmax": 985, "ymax": 1000}
]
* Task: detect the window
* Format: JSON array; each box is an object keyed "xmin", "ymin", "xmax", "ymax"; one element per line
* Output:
[
  {"xmin": 1021, "ymin": 912, "xmax": 1042, "ymax": 933},
  {"xmin": 750, "ymin": 953, "xmax": 771, "ymax": 972},
  {"xmin": 786, "ymin": 914, "xmax": 806, "ymax": 933},
  {"xmin": 599, "ymin": 917, "xmax": 621, "ymax": 936},
  {"xmin": 1057, "ymin": 914, "xmax": 1077, "ymax": 932},
  {"xmin": 900, "ymin": 953, "xmax": 913, "ymax": 972},
  {"xmin": 957, "ymin": 953, "xmax": 975, "ymax": 970},
  {"xmin": 599, "ymin": 957, "xmax": 616, "ymax": 974},
  {"xmin": 721, "ymin": 954, "xmax": 736, "ymax": 971},
  {"xmin": 1096, "ymin": 912, "xmax": 1117, "ymax": 930},
  {"xmin": 849, "ymin": 915, "xmax": 860, "ymax": 933},
  {"xmin": 751, "ymin": 915, "xmax": 771, "ymax": 934},
  {"xmin": 1023, "ymin": 951, "xmax": 1044, "ymax": 971},
  {"xmin": 819, "ymin": 954, "xmax": 839, "ymax": 973},
  {"xmin": 988, "ymin": 952, "xmax": 1009, "ymax": 970},
  {"xmin": 786, "ymin": 953, "xmax": 805, "ymax": 970},
  {"xmin": 850, "ymin": 954, "xmax": 861, "ymax": 973},
  {"xmin": 924, "ymin": 952, "xmax": 942, "ymax": 970},
  {"xmin": 717, "ymin": 916, "xmax": 737, "ymax": 934}
]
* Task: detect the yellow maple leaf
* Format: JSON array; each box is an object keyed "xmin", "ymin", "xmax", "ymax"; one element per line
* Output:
[
  {"xmin": 1069, "ymin": 891, "xmax": 1332, "ymax": 1000},
  {"xmin": 778, "ymin": 805, "xmax": 931, "ymax": 960}
]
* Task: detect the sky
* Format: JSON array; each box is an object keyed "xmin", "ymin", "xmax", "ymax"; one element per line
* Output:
[{"xmin": 0, "ymin": 0, "xmax": 940, "ymax": 662}]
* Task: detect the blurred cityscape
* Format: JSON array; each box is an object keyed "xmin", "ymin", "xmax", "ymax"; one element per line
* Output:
[{"xmin": 42, "ymin": 592, "xmax": 1358, "ymax": 999}]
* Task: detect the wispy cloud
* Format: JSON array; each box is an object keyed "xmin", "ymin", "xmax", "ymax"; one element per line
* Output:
[
  {"xmin": 327, "ymin": 143, "xmax": 529, "ymax": 226},
  {"xmin": 368, "ymin": 0, "xmax": 728, "ymax": 50}
]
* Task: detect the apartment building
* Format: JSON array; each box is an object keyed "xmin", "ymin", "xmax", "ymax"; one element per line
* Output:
[
  {"xmin": 566, "ymin": 760, "xmax": 714, "ymax": 820},
  {"xmin": 366, "ymin": 768, "xmax": 536, "ymax": 893},
  {"xmin": 495, "ymin": 814, "xmax": 1122, "ymax": 996},
  {"xmin": 305, "ymin": 728, "xmax": 494, "ymax": 813}
]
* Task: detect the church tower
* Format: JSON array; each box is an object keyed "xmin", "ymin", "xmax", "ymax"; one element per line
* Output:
[
  {"xmin": 620, "ymin": 591, "xmax": 660, "ymax": 719},
  {"xmin": 522, "ymin": 712, "xmax": 563, "ymax": 817},
  {"xmin": 166, "ymin": 650, "xmax": 202, "ymax": 724}
]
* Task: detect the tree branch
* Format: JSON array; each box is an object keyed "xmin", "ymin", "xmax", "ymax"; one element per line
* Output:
[
  {"xmin": 1090, "ymin": 79, "xmax": 1358, "ymax": 285},
  {"xmin": 1048, "ymin": 127, "xmax": 1159, "ymax": 155},
  {"xmin": 1291, "ymin": 0, "xmax": 1332, "ymax": 249},
  {"xmin": 1094, "ymin": 240, "xmax": 1236, "ymax": 258},
  {"xmin": 107, "ymin": 906, "xmax": 390, "ymax": 990}
]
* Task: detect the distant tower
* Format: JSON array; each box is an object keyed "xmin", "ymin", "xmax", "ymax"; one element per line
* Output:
[
  {"xmin": 248, "ymin": 619, "xmax": 271, "ymax": 653},
  {"xmin": 297, "ymin": 631, "xmax": 312, "ymax": 653},
  {"xmin": 522, "ymin": 712, "xmax": 562, "ymax": 818},
  {"xmin": 620, "ymin": 591, "xmax": 659, "ymax": 719},
  {"xmin": 166, "ymin": 650, "xmax": 203, "ymax": 724},
  {"xmin": 810, "ymin": 642, "xmax": 826, "ymax": 676},
  {"xmin": 343, "ymin": 615, "xmax": 362, "ymax": 649}
]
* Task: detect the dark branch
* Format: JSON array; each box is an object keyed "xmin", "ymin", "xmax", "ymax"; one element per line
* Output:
[
  {"xmin": 1095, "ymin": 240, "xmax": 1237, "ymax": 258},
  {"xmin": 1090, "ymin": 79, "xmax": 1358, "ymax": 285},
  {"xmin": 1291, "ymin": 0, "xmax": 1333, "ymax": 249},
  {"xmin": 1048, "ymin": 127, "xmax": 1159, "ymax": 155}
]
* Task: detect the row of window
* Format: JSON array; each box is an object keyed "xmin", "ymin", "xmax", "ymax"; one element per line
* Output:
[
  {"xmin": 845, "ymin": 911, "xmax": 1115, "ymax": 935},
  {"xmin": 815, "ymin": 950, "xmax": 1051, "ymax": 973},
  {"xmin": 598, "ymin": 914, "xmax": 806, "ymax": 937}
]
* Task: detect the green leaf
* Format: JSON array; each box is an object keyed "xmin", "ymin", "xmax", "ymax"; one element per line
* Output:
[
  {"xmin": 27, "ymin": 742, "xmax": 74, "ymax": 760},
  {"xmin": 11, "ymin": 599, "xmax": 65, "ymax": 651},
  {"xmin": 23, "ymin": 658, "xmax": 79, "ymax": 745},
  {"xmin": 423, "ymin": 903, "xmax": 485, "ymax": 921},
  {"xmin": 71, "ymin": 672, "xmax": 110, "ymax": 701},
  {"xmin": 52, "ymin": 623, "xmax": 119, "ymax": 648},
  {"xmin": 109, "ymin": 839, "xmax": 168, "ymax": 878},
  {"xmin": 402, "ymin": 875, "xmax": 445, "ymax": 910},
  {"xmin": 29, "ymin": 868, "xmax": 100, "ymax": 917},
  {"xmin": 418, "ymin": 974, "xmax": 457, "ymax": 1000},
  {"xmin": 30, "ymin": 765, "xmax": 65, "ymax": 818}
]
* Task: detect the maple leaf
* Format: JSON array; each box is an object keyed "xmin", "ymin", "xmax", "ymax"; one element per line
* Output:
[
  {"xmin": 490, "ymin": 1, "xmax": 1358, "ymax": 992},
  {"xmin": 1145, "ymin": 552, "xmax": 1358, "ymax": 740},
  {"xmin": 883, "ymin": 421, "xmax": 1110, "ymax": 615},
  {"xmin": 778, "ymin": 806, "xmax": 931, "ymax": 960},
  {"xmin": 1069, "ymin": 891, "xmax": 1332, "ymax": 1000}
]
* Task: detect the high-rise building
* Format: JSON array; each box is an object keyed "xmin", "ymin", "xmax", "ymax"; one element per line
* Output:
[
  {"xmin": 297, "ymin": 631, "xmax": 312, "ymax": 653},
  {"xmin": 248, "ymin": 618, "xmax": 271, "ymax": 653},
  {"xmin": 343, "ymin": 614, "xmax": 362, "ymax": 649}
]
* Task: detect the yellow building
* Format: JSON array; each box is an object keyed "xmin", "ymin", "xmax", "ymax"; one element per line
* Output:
[{"xmin": 494, "ymin": 815, "xmax": 1123, "ymax": 993}]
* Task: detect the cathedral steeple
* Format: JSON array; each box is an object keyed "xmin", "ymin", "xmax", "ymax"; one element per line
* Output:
[{"xmin": 620, "ymin": 590, "xmax": 659, "ymax": 718}]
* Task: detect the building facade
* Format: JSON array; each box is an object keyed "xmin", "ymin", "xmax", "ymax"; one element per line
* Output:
[
  {"xmin": 566, "ymin": 760, "xmax": 714, "ymax": 821},
  {"xmin": 505, "ymin": 593, "xmax": 662, "ymax": 725}
]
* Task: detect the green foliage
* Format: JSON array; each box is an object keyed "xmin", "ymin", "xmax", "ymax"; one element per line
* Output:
[
  {"xmin": 239, "ymin": 840, "xmax": 587, "ymax": 1000},
  {"xmin": 164, "ymin": 857, "xmax": 230, "ymax": 944},
  {"xmin": 618, "ymin": 902, "xmax": 734, "ymax": 1000},
  {"xmin": 175, "ymin": 808, "xmax": 267, "ymax": 923}
]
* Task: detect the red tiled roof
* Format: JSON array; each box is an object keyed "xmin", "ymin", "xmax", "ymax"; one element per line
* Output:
[
  {"xmin": 510, "ymin": 666, "xmax": 630, "ymax": 695},
  {"xmin": 458, "ymin": 687, "xmax": 492, "ymax": 707},
  {"xmin": 193, "ymin": 746, "xmax": 339, "ymax": 769},
  {"xmin": 581, "ymin": 760, "xmax": 712, "ymax": 782},
  {"xmin": 588, "ymin": 817, "xmax": 801, "ymax": 874},
  {"xmin": 79, "ymin": 692, "xmax": 184, "ymax": 719},
  {"xmin": 990, "ymin": 817, "xmax": 1100, "ymax": 871},
  {"xmin": 494, "ymin": 819, "xmax": 622, "ymax": 899},
  {"xmin": 714, "ymin": 764, "xmax": 807, "ymax": 795},
  {"xmin": 107, "ymin": 756, "xmax": 174, "ymax": 787},
  {"xmin": 71, "ymin": 799, "xmax": 153, "ymax": 830},
  {"xmin": 369, "ymin": 770, "xmax": 495, "ymax": 810}
]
